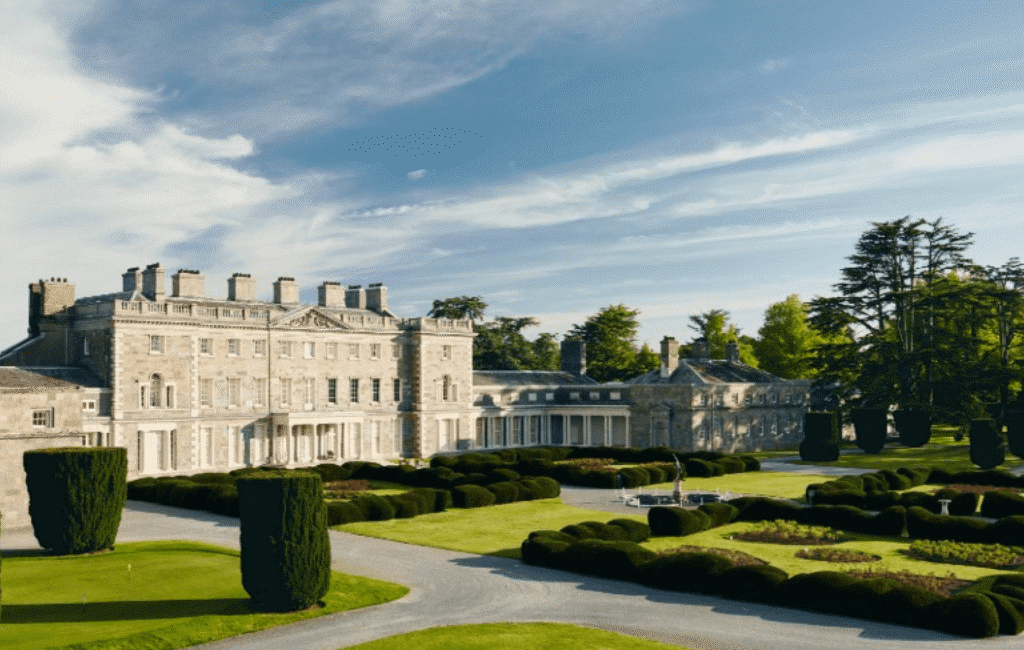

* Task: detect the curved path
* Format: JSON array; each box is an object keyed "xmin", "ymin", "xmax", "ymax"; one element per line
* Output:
[{"xmin": 4, "ymin": 462, "xmax": 1021, "ymax": 650}]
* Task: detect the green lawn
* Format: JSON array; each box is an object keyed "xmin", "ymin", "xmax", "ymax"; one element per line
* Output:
[
  {"xmin": 0, "ymin": 541, "xmax": 408, "ymax": 650},
  {"xmin": 648, "ymin": 471, "xmax": 828, "ymax": 500},
  {"xmin": 337, "ymin": 499, "xmax": 646, "ymax": 558},
  {"xmin": 641, "ymin": 522, "xmax": 1017, "ymax": 585},
  {"xmin": 341, "ymin": 623, "xmax": 692, "ymax": 650}
]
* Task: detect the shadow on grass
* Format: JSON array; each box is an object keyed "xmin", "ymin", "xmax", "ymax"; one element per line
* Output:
[
  {"xmin": 0, "ymin": 549, "xmax": 53, "ymax": 558},
  {"xmin": 1, "ymin": 598, "xmax": 253, "ymax": 623},
  {"xmin": 450, "ymin": 554, "xmax": 956, "ymax": 642}
]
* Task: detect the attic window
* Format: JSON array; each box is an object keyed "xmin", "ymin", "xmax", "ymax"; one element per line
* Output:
[
  {"xmin": 528, "ymin": 393, "xmax": 537, "ymax": 402},
  {"xmin": 32, "ymin": 408, "xmax": 54, "ymax": 427},
  {"xmin": 589, "ymin": 392, "xmax": 600, "ymax": 400},
  {"xmin": 570, "ymin": 392, "xmax": 581, "ymax": 401},
  {"xmin": 545, "ymin": 392, "xmax": 555, "ymax": 401},
  {"xmin": 610, "ymin": 391, "xmax": 621, "ymax": 400}
]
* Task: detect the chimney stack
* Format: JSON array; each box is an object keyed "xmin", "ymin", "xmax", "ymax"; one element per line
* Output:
[
  {"xmin": 366, "ymin": 283, "xmax": 388, "ymax": 314},
  {"xmin": 141, "ymin": 263, "xmax": 165, "ymax": 301},
  {"xmin": 318, "ymin": 281, "xmax": 344, "ymax": 308},
  {"xmin": 122, "ymin": 267, "xmax": 142, "ymax": 293},
  {"xmin": 345, "ymin": 285, "xmax": 366, "ymax": 309},
  {"xmin": 561, "ymin": 339, "xmax": 586, "ymax": 376},
  {"xmin": 273, "ymin": 277, "xmax": 299, "ymax": 305},
  {"xmin": 660, "ymin": 336, "xmax": 679, "ymax": 379},
  {"xmin": 228, "ymin": 273, "xmax": 256, "ymax": 301},
  {"xmin": 171, "ymin": 269, "xmax": 205, "ymax": 298},
  {"xmin": 726, "ymin": 341, "xmax": 740, "ymax": 364}
]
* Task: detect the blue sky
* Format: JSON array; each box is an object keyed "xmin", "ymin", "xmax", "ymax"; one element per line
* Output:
[{"xmin": 2, "ymin": 0, "xmax": 1023, "ymax": 352}]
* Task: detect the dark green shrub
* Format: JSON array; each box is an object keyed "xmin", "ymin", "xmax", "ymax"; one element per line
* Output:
[
  {"xmin": 698, "ymin": 502, "xmax": 739, "ymax": 527},
  {"xmin": 860, "ymin": 473, "xmax": 889, "ymax": 493},
  {"xmin": 708, "ymin": 462, "xmax": 727, "ymax": 477},
  {"xmin": 979, "ymin": 591, "xmax": 1024, "ymax": 635},
  {"xmin": 641, "ymin": 465, "xmax": 667, "ymax": 483},
  {"xmin": 567, "ymin": 521, "xmax": 629, "ymax": 541},
  {"xmin": 926, "ymin": 593, "xmax": 1000, "ymax": 638},
  {"xmin": 514, "ymin": 479, "xmax": 545, "ymax": 500},
  {"xmin": 987, "ymin": 515, "xmax": 1024, "ymax": 546},
  {"xmin": 521, "ymin": 533, "xmax": 571, "ymax": 567},
  {"xmin": 906, "ymin": 506, "xmax": 989, "ymax": 543},
  {"xmin": 810, "ymin": 486, "xmax": 867, "ymax": 509},
  {"xmin": 532, "ymin": 476, "xmax": 560, "ymax": 498},
  {"xmin": 188, "ymin": 472, "xmax": 234, "ymax": 485},
  {"xmin": 896, "ymin": 467, "xmax": 930, "ymax": 486},
  {"xmin": 731, "ymin": 496, "xmax": 805, "ymax": 522},
  {"xmin": 486, "ymin": 468, "xmax": 521, "ymax": 483},
  {"xmin": 638, "ymin": 552, "xmax": 732, "ymax": 593},
  {"xmin": 893, "ymin": 410, "xmax": 931, "ymax": 447},
  {"xmin": 384, "ymin": 494, "xmax": 420, "ymax": 518},
  {"xmin": 617, "ymin": 467, "xmax": 651, "ymax": 488},
  {"xmin": 486, "ymin": 481, "xmax": 519, "ymax": 504},
  {"xmin": 350, "ymin": 494, "xmax": 396, "ymax": 521},
  {"xmin": 716, "ymin": 457, "xmax": 747, "ymax": 474},
  {"xmin": 309, "ymin": 464, "xmax": 348, "ymax": 482},
  {"xmin": 1007, "ymin": 411, "xmax": 1024, "ymax": 459},
  {"xmin": 867, "ymin": 506, "xmax": 907, "ymax": 536},
  {"xmin": 452, "ymin": 484, "xmax": 497, "ymax": 508},
  {"xmin": 607, "ymin": 518, "xmax": 651, "ymax": 543},
  {"xmin": 327, "ymin": 500, "xmax": 364, "ymax": 525},
  {"xmin": 970, "ymin": 419, "xmax": 1006, "ymax": 470},
  {"xmin": 717, "ymin": 565, "xmax": 789, "ymax": 603},
  {"xmin": 927, "ymin": 466, "xmax": 956, "ymax": 485},
  {"xmin": 560, "ymin": 523, "xmax": 599, "ymax": 540},
  {"xmin": 851, "ymin": 408, "xmax": 887, "ymax": 454},
  {"xmin": 126, "ymin": 477, "xmax": 157, "ymax": 500},
  {"xmin": 580, "ymin": 469, "xmax": 618, "ymax": 488},
  {"xmin": 877, "ymin": 469, "xmax": 912, "ymax": 491},
  {"xmin": 345, "ymin": 461, "xmax": 383, "ymax": 479},
  {"xmin": 865, "ymin": 489, "xmax": 901, "ymax": 511},
  {"xmin": 738, "ymin": 455, "xmax": 761, "ymax": 471},
  {"xmin": 934, "ymin": 489, "xmax": 980, "ymax": 516},
  {"xmin": 954, "ymin": 468, "xmax": 1020, "ymax": 488},
  {"xmin": 980, "ymin": 490, "xmax": 1024, "ymax": 518},
  {"xmin": 777, "ymin": 571, "xmax": 857, "ymax": 615},
  {"xmin": 237, "ymin": 473, "xmax": 330, "ymax": 612},
  {"xmin": 684, "ymin": 458, "xmax": 715, "ymax": 477},
  {"xmin": 558, "ymin": 540, "xmax": 657, "ymax": 582},
  {"xmin": 199, "ymin": 483, "xmax": 240, "ymax": 517},
  {"xmin": 647, "ymin": 507, "xmax": 711, "ymax": 537},
  {"xmin": 23, "ymin": 448, "xmax": 127, "ymax": 555},
  {"xmin": 799, "ymin": 411, "xmax": 840, "ymax": 462},
  {"xmin": 898, "ymin": 491, "xmax": 940, "ymax": 513}
]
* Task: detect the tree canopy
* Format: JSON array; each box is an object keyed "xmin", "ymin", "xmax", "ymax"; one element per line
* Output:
[{"xmin": 567, "ymin": 304, "xmax": 658, "ymax": 382}]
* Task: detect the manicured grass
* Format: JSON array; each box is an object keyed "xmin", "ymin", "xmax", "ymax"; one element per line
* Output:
[
  {"xmin": 648, "ymin": 471, "xmax": 829, "ymax": 500},
  {"xmin": 0, "ymin": 541, "xmax": 408, "ymax": 650},
  {"xmin": 641, "ymin": 522, "xmax": 1020, "ymax": 585},
  {"xmin": 340, "ymin": 622, "xmax": 692, "ymax": 650},
  {"xmin": 337, "ymin": 499, "xmax": 645, "ymax": 559},
  {"xmin": 790, "ymin": 442, "xmax": 1024, "ymax": 472}
]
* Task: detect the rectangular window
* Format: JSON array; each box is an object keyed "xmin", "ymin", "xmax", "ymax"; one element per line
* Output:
[
  {"xmin": 304, "ymin": 342, "xmax": 316, "ymax": 358},
  {"xmin": 228, "ymin": 339, "xmax": 240, "ymax": 356},
  {"xmin": 370, "ymin": 343, "xmax": 381, "ymax": 359},
  {"xmin": 140, "ymin": 385, "xmax": 147, "ymax": 409},
  {"xmin": 254, "ymin": 339, "xmax": 266, "ymax": 357},
  {"xmin": 279, "ymin": 340, "xmax": 293, "ymax": 358},
  {"xmin": 169, "ymin": 430, "xmax": 177, "ymax": 470},
  {"xmin": 280, "ymin": 378, "xmax": 292, "ymax": 406},
  {"xmin": 229, "ymin": 426, "xmax": 242, "ymax": 466},
  {"xmin": 348, "ymin": 343, "xmax": 359, "ymax": 359},
  {"xmin": 610, "ymin": 391, "xmax": 621, "ymax": 400},
  {"xmin": 82, "ymin": 400, "xmax": 96, "ymax": 411},
  {"xmin": 392, "ymin": 343, "xmax": 402, "ymax": 359},
  {"xmin": 82, "ymin": 337, "xmax": 90, "ymax": 356},
  {"xmin": 150, "ymin": 335, "xmax": 164, "ymax": 353},
  {"xmin": 305, "ymin": 377, "xmax": 315, "ymax": 405},
  {"xmin": 528, "ymin": 392, "xmax": 537, "ymax": 402},
  {"xmin": 31, "ymin": 408, "xmax": 53, "ymax": 427},
  {"xmin": 589, "ymin": 391, "xmax": 600, "ymax": 400},
  {"xmin": 441, "ymin": 345, "xmax": 452, "ymax": 360},
  {"xmin": 165, "ymin": 385, "xmax": 175, "ymax": 409},
  {"xmin": 201, "ymin": 426, "xmax": 213, "ymax": 468},
  {"xmin": 199, "ymin": 338, "xmax": 212, "ymax": 355},
  {"xmin": 200, "ymin": 379, "xmax": 213, "ymax": 408},
  {"xmin": 326, "ymin": 342, "xmax": 338, "ymax": 359},
  {"xmin": 393, "ymin": 378, "xmax": 401, "ymax": 402},
  {"xmin": 700, "ymin": 393, "xmax": 708, "ymax": 406},
  {"xmin": 745, "ymin": 394, "xmax": 752, "ymax": 405},
  {"xmin": 732, "ymin": 393, "xmax": 739, "ymax": 404},
  {"xmin": 570, "ymin": 392, "xmax": 580, "ymax": 400},
  {"xmin": 328, "ymin": 378, "xmax": 338, "ymax": 404},
  {"xmin": 254, "ymin": 378, "xmax": 266, "ymax": 407},
  {"xmin": 228, "ymin": 378, "xmax": 241, "ymax": 407},
  {"xmin": 372, "ymin": 378, "xmax": 381, "ymax": 402},
  {"xmin": 545, "ymin": 392, "xmax": 555, "ymax": 401},
  {"xmin": 350, "ymin": 378, "xmax": 359, "ymax": 403}
]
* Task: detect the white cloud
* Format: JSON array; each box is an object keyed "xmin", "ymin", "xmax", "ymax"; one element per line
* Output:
[
  {"xmin": 761, "ymin": 59, "xmax": 790, "ymax": 72},
  {"xmin": 894, "ymin": 131, "xmax": 1024, "ymax": 171},
  {"xmin": 407, "ymin": 169, "xmax": 428, "ymax": 180}
]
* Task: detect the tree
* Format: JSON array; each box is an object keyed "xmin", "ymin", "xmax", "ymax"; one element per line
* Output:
[
  {"xmin": 977, "ymin": 259, "xmax": 1024, "ymax": 425},
  {"xmin": 475, "ymin": 317, "xmax": 559, "ymax": 371},
  {"xmin": 687, "ymin": 309, "xmax": 758, "ymax": 366},
  {"xmin": 753, "ymin": 295, "xmax": 833, "ymax": 379},
  {"xmin": 566, "ymin": 304, "xmax": 657, "ymax": 382},
  {"xmin": 808, "ymin": 216, "xmax": 974, "ymax": 410},
  {"xmin": 427, "ymin": 296, "xmax": 487, "ymax": 321}
]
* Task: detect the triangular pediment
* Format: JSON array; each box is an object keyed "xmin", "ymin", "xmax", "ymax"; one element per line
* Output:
[{"xmin": 271, "ymin": 306, "xmax": 348, "ymax": 329}]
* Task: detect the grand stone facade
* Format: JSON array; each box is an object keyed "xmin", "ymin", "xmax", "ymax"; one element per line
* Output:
[{"xmin": 0, "ymin": 264, "xmax": 810, "ymax": 527}]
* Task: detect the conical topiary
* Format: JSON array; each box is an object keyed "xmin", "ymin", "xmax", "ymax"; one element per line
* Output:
[
  {"xmin": 893, "ymin": 410, "xmax": 931, "ymax": 447},
  {"xmin": 969, "ymin": 420, "xmax": 1006, "ymax": 470},
  {"xmin": 799, "ymin": 411, "xmax": 840, "ymax": 462}
]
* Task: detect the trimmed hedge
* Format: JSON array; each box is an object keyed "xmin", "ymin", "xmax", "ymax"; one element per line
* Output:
[
  {"xmin": 648, "ymin": 507, "xmax": 711, "ymax": 537},
  {"xmin": 971, "ymin": 419, "xmax": 1006, "ymax": 470},
  {"xmin": 799, "ymin": 411, "xmax": 839, "ymax": 462},
  {"xmin": 980, "ymin": 490, "xmax": 1024, "ymax": 518},
  {"xmin": 23, "ymin": 447, "xmax": 127, "ymax": 555},
  {"xmin": 237, "ymin": 472, "xmax": 330, "ymax": 612},
  {"xmin": 893, "ymin": 410, "xmax": 932, "ymax": 447},
  {"xmin": 851, "ymin": 408, "xmax": 887, "ymax": 454},
  {"xmin": 452, "ymin": 484, "xmax": 497, "ymax": 508}
]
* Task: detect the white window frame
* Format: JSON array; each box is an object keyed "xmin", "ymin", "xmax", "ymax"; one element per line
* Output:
[
  {"xmin": 350, "ymin": 378, "xmax": 359, "ymax": 403},
  {"xmin": 254, "ymin": 339, "xmax": 266, "ymax": 357},
  {"xmin": 200, "ymin": 378, "xmax": 213, "ymax": 408},
  {"xmin": 305, "ymin": 377, "xmax": 315, "ymax": 407},
  {"xmin": 254, "ymin": 378, "xmax": 266, "ymax": 407},
  {"xmin": 304, "ymin": 341, "xmax": 316, "ymax": 359},
  {"xmin": 228, "ymin": 339, "xmax": 240, "ymax": 356},
  {"xmin": 370, "ymin": 343, "xmax": 381, "ymax": 359},
  {"xmin": 82, "ymin": 337, "xmax": 90, "ymax": 356},
  {"xmin": 149, "ymin": 335, "xmax": 165, "ymax": 354},
  {"xmin": 327, "ymin": 378, "xmax": 338, "ymax": 405},
  {"xmin": 441, "ymin": 345, "xmax": 452, "ymax": 360},
  {"xmin": 392, "ymin": 343, "xmax": 402, "ymax": 359},
  {"xmin": 32, "ymin": 408, "xmax": 54, "ymax": 428},
  {"xmin": 348, "ymin": 343, "xmax": 359, "ymax": 359},
  {"xmin": 326, "ymin": 342, "xmax": 338, "ymax": 359},
  {"xmin": 279, "ymin": 340, "xmax": 293, "ymax": 358},
  {"xmin": 280, "ymin": 378, "xmax": 292, "ymax": 407},
  {"xmin": 199, "ymin": 338, "xmax": 213, "ymax": 356},
  {"xmin": 227, "ymin": 377, "xmax": 241, "ymax": 408}
]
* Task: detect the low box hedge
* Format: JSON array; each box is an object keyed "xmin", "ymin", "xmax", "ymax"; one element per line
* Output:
[
  {"xmin": 648, "ymin": 506, "xmax": 711, "ymax": 537},
  {"xmin": 452, "ymin": 484, "xmax": 497, "ymax": 508}
]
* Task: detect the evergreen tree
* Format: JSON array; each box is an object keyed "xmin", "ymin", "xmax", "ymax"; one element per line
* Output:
[
  {"xmin": 566, "ymin": 304, "xmax": 653, "ymax": 382},
  {"xmin": 753, "ymin": 294, "xmax": 835, "ymax": 379},
  {"xmin": 687, "ymin": 309, "xmax": 758, "ymax": 365}
]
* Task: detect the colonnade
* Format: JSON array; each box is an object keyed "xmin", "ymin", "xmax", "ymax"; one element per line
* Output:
[{"xmin": 474, "ymin": 412, "xmax": 629, "ymax": 449}]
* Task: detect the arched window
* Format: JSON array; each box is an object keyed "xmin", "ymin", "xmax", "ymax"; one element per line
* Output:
[{"xmin": 150, "ymin": 374, "xmax": 163, "ymax": 408}]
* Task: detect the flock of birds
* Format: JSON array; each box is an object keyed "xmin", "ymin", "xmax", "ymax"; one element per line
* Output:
[{"xmin": 348, "ymin": 127, "xmax": 483, "ymax": 157}]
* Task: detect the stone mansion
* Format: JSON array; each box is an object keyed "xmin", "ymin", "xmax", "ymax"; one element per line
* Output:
[{"xmin": 0, "ymin": 264, "xmax": 811, "ymax": 526}]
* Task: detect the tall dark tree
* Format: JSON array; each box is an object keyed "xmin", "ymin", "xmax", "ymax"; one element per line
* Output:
[
  {"xmin": 475, "ymin": 317, "xmax": 559, "ymax": 371},
  {"xmin": 808, "ymin": 216, "xmax": 974, "ymax": 411},
  {"xmin": 428, "ymin": 296, "xmax": 487, "ymax": 321},
  {"xmin": 688, "ymin": 309, "xmax": 758, "ymax": 365},
  {"xmin": 977, "ymin": 259, "xmax": 1024, "ymax": 425},
  {"xmin": 566, "ymin": 304, "xmax": 657, "ymax": 382}
]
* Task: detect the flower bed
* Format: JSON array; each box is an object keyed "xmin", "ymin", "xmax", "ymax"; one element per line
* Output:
[
  {"xmin": 843, "ymin": 568, "xmax": 971, "ymax": 598},
  {"xmin": 795, "ymin": 547, "xmax": 880, "ymax": 563},
  {"xmin": 323, "ymin": 479, "xmax": 371, "ymax": 499},
  {"xmin": 733, "ymin": 520, "xmax": 841, "ymax": 545},
  {"xmin": 932, "ymin": 484, "xmax": 1021, "ymax": 495},
  {"xmin": 906, "ymin": 539, "xmax": 1024, "ymax": 570}
]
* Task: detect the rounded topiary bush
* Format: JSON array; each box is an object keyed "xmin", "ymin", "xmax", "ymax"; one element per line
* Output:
[
  {"xmin": 638, "ymin": 552, "xmax": 731, "ymax": 593},
  {"xmin": 851, "ymin": 408, "xmax": 887, "ymax": 454},
  {"xmin": 799, "ymin": 412, "xmax": 839, "ymax": 462},
  {"xmin": 647, "ymin": 507, "xmax": 711, "ymax": 537},
  {"xmin": 698, "ymin": 502, "xmax": 739, "ymax": 528},
  {"xmin": 326, "ymin": 500, "xmax": 364, "ymax": 525},
  {"xmin": 385, "ymin": 494, "xmax": 421, "ymax": 518},
  {"xmin": 532, "ymin": 476, "xmax": 560, "ymax": 498},
  {"xmin": 684, "ymin": 458, "xmax": 715, "ymax": 478},
  {"xmin": 350, "ymin": 494, "xmax": 396, "ymax": 521},
  {"xmin": 926, "ymin": 593, "xmax": 1000, "ymax": 638},
  {"xmin": 607, "ymin": 518, "xmax": 651, "ymax": 543},
  {"xmin": 717, "ymin": 565, "xmax": 789, "ymax": 603},
  {"xmin": 716, "ymin": 457, "xmax": 747, "ymax": 474},
  {"xmin": 486, "ymin": 481, "xmax": 520, "ymax": 504},
  {"xmin": 970, "ymin": 420, "xmax": 1006, "ymax": 470},
  {"xmin": 893, "ymin": 410, "xmax": 932, "ymax": 448},
  {"xmin": 23, "ymin": 447, "xmax": 127, "ymax": 555},
  {"xmin": 237, "ymin": 472, "xmax": 330, "ymax": 612},
  {"xmin": 617, "ymin": 467, "xmax": 651, "ymax": 488},
  {"xmin": 452, "ymin": 484, "xmax": 497, "ymax": 508},
  {"xmin": 559, "ymin": 540, "xmax": 657, "ymax": 582}
]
